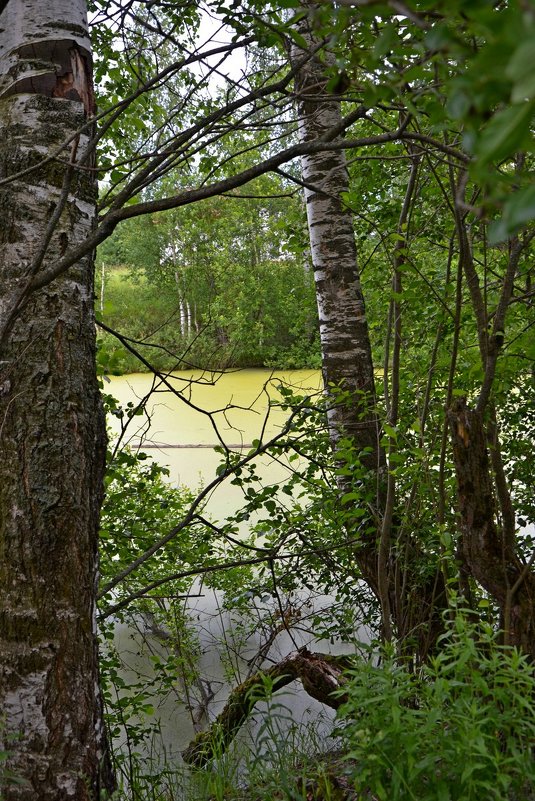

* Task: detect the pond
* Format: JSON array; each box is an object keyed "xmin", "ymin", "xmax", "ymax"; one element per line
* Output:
[
  {"xmin": 105, "ymin": 368, "xmax": 322, "ymax": 521},
  {"xmin": 104, "ymin": 368, "xmax": 354, "ymax": 767}
]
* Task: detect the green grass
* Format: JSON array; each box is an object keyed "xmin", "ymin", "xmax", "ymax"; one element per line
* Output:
[{"xmin": 106, "ymin": 712, "xmax": 352, "ymax": 801}]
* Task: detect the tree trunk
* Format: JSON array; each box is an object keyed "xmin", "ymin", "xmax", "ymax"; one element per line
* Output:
[
  {"xmin": 0, "ymin": 2, "xmax": 113, "ymax": 798},
  {"xmin": 290, "ymin": 9, "xmax": 446, "ymax": 660},
  {"xmin": 449, "ymin": 398, "xmax": 535, "ymax": 659},
  {"xmin": 180, "ymin": 296, "xmax": 187, "ymax": 337},
  {"xmin": 290, "ymin": 11, "xmax": 382, "ymax": 594},
  {"xmin": 291, "ymin": 34, "xmax": 380, "ymax": 477}
]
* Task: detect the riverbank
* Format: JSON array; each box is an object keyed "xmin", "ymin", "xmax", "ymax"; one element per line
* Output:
[{"xmin": 96, "ymin": 266, "xmax": 321, "ymax": 375}]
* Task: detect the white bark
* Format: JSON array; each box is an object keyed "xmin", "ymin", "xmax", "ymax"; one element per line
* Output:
[
  {"xmin": 0, "ymin": 0, "xmax": 93, "ymax": 108},
  {"xmin": 186, "ymin": 300, "xmax": 192, "ymax": 338},
  {"xmin": 180, "ymin": 296, "xmax": 187, "ymax": 337},
  {"xmin": 0, "ymin": 2, "xmax": 111, "ymax": 799},
  {"xmin": 291, "ymin": 14, "xmax": 381, "ymax": 472}
]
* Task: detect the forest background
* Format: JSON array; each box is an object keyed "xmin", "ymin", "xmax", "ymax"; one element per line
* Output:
[{"xmin": 0, "ymin": 1, "xmax": 534, "ymax": 800}]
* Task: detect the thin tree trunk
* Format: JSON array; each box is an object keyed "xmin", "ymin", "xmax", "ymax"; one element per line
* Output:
[
  {"xmin": 291, "ymin": 38, "xmax": 380, "ymax": 478},
  {"xmin": 0, "ymin": 2, "xmax": 113, "ymax": 798},
  {"xmin": 186, "ymin": 301, "xmax": 192, "ymax": 339},
  {"xmin": 290, "ymin": 9, "xmax": 446, "ymax": 660},
  {"xmin": 449, "ymin": 398, "xmax": 535, "ymax": 658},
  {"xmin": 100, "ymin": 262, "xmax": 106, "ymax": 313},
  {"xmin": 180, "ymin": 296, "xmax": 187, "ymax": 337},
  {"xmin": 289, "ymin": 3, "xmax": 381, "ymax": 582}
]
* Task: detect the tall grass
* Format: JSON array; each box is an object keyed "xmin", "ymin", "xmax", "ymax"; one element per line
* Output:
[{"xmin": 106, "ymin": 702, "xmax": 344, "ymax": 801}]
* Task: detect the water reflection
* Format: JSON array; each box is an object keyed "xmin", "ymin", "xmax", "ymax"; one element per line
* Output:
[{"xmin": 105, "ymin": 369, "xmax": 321, "ymax": 521}]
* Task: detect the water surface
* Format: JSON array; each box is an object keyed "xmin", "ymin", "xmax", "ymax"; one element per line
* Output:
[{"xmin": 106, "ymin": 368, "xmax": 321, "ymax": 520}]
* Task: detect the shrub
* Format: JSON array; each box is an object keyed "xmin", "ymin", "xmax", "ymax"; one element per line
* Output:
[{"xmin": 339, "ymin": 615, "xmax": 535, "ymax": 801}]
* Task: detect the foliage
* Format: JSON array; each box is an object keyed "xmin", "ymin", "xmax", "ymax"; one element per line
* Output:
[
  {"xmin": 95, "ymin": 190, "xmax": 320, "ymax": 372},
  {"xmin": 95, "ymin": 267, "xmax": 188, "ymax": 374},
  {"xmin": 339, "ymin": 614, "xmax": 535, "ymax": 801},
  {"xmin": 263, "ymin": 0, "xmax": 535, "ymax": 241},
  {"xmin": 99, "ymin": 449, "xmax": 209, "ymax": 608},
  {"xmin": 88, "ymin": 0, "xmax": 535, "ymax": 795},
  {"xmin": 98, "ymin": 396, "xmax": 214, "ymax": 785},
  {"xmin": 107, "ymin": 709, "xmax": 346, "ymax": 801},
  {"xmin": 213, "ymin": 383, "xmax": 381, "ymax": 640},
  {"xmin": 96, "ymin": 381, "xmax": 375, "ymax": 797}
]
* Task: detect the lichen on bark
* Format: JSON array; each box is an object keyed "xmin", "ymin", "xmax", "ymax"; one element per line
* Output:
[{"xmin": 0, "ymin": 1, "xmax": 112, "ymax": 798}]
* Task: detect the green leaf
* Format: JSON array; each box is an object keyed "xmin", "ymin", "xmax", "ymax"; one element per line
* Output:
[
  {"xmin": 341, "ymin": 491, "xmax": 362, "ymax": 504},
  {"xmin": 488, "ymin": 185, "xmax": 535, "ymax": 243},
  {"xmin": 475, "ymin": 100, "xmax": 535, "ymax": 166},
  {"xmin": 373, "ymin": 23, "xmax": 397, "ymax": 59},
  {"xmin": 287, "ymin": 28, "xmax": 308, "ymax": 50},
  {"xmin": 488, "ymin": 218, "xmax": 510, "ymax": 244},
  {"xmin": 506, "ymin": 40, "xmax": 535, "ymax": 102},
  {"xmin": 425, "ymin": 23, "xmax": 454, "ymax": 51},
  {"xmin": 383, "ymin": 423, "xmax": 398, "ymax": 440},
  {"xmin": 447, "ymin": 88, "xmax": 472, "ymax": 120},
  {"xmin": 504, "ymin": 184, "xmax": 535, "ymax": 228},
  {"xmin": 436, "ymin": 782, "xmax": 451, "ymax": 801},
  {"xmin": 511, "ymin": 72, "xmax": 535, "ymax": 104}
]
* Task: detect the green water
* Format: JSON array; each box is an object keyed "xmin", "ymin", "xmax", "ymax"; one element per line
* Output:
[{"xmin": 106, "ymin": 368, "xmax": 321, "ymax": 521}]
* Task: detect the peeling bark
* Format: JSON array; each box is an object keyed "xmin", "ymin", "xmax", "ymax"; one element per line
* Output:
[
  {"xmin": 0, "ymin": 2, "xmax": 113, "ymax": 799},
  {"xmin": 0, "ymin": 1, "xmax": 92, "ymax": 106},
  {"xmin": 182, "ymin": 649, "xmax": 351, "ymax": 767}
]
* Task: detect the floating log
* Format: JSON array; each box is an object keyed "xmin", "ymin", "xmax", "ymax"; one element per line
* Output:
[{"xmin": 131, "ymin": 441, "xmax": 254, "ymax": 450}]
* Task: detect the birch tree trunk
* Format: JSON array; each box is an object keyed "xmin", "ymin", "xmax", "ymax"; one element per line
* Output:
[
  {"xmin": 290, "ymin": 10, "xmax": 446, "ymax": 658},
  {"xmin": 290, "ymin": 14, "xmax": 383, "ymax": 597},
  {"xmin": 0, "ymin": 2, "xmax": 113, "ymax": 798},
  {"xmin": 291, "ymin": 42, "xmax": 380, "ymax": 476}
]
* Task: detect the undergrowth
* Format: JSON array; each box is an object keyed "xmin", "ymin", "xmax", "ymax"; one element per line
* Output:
[
  {"xmin": 106, "ymin": 703, "xmax": 346, "ymax": 801},
  {"xmin": 104, "ymin": 614, "xmax": 535, "ymax": 801},
  {"xmin": 339, "ymin": 614, "xmax": 535, "ymax": 801}
]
